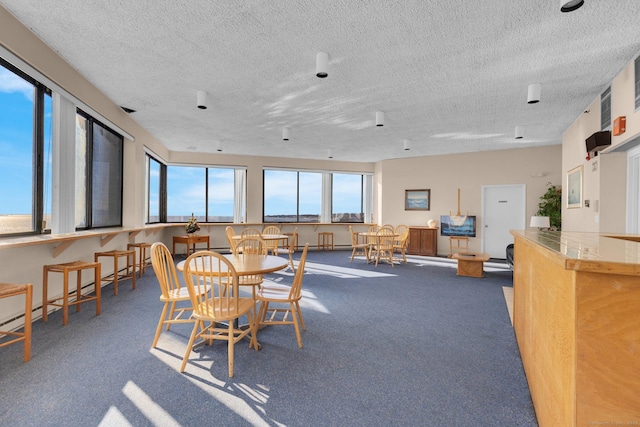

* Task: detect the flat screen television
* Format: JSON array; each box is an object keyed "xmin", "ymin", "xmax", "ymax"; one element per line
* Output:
[{"xmin": 440, "ymin": 215, "xmax": 476, "ymax": 237}]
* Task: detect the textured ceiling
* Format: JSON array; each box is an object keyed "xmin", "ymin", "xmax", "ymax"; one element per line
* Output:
[{"xmin": 2, "ymin": 0, "xmax": 640, "ymax": 162}]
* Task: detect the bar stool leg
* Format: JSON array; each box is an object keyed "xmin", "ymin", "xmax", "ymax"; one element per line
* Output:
[
  {"xmin": 42, "ymin": 268, "xmax": 48, "ymax": 322},
  {"xmin": 75, "ymin": 268, "xmax": 82, "ymax": 313},
  {"xmin": 62, "ymin": 268, "xmax": 69, "ymax": 326},
  {"xmin": 23, "ymin": 285, "xmax": 32, "ymax": 362},
  {"xmin": 95, "ymin": 263, "xmax": 101, "ymax": 316},
  {"xmin": 112, "ymin": 255, "xmax": 119, "ymax": 296},
  {"xmin": 131, "ymin": 252, "xmax": 137, "ymax": 289}
]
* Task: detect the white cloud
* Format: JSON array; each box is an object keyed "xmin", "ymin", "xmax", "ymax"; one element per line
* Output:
[{"xmin": 0, "ymin": 68, "xmax": 33, "ymax": 100}]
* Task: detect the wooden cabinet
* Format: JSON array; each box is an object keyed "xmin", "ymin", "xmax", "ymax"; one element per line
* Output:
[{"xmin": 407, "ymin": 227, "xmax": 438, "ymax": 256}]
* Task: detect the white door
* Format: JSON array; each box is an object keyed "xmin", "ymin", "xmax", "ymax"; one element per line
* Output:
[{"xmin": 482, "ymin": 185, "xmax": 526, "ymax": 258}]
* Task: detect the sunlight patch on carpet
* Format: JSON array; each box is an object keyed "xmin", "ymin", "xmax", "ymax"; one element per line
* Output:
[{"xmin": 502, "ymin": 286, "xmax": 514, "ymax": 326}]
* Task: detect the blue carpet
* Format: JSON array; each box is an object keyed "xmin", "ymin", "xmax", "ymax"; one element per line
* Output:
[{"xmin": 0, "ymin": 250, "xmax": 537, "ymax": 426}]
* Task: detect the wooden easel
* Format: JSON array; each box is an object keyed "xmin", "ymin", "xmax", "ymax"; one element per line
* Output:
[{"xmin": 449, "ymin": 188, "xmax": 470, "ymax": 257}]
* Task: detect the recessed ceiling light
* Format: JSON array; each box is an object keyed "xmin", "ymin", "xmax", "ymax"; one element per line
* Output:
[
  {"xmin": 316, "ymin": 52, "xmax": 329, "ymax": 78},
  {"xmin": 560, "ymin": 0, "xmax": 584, "ymax": 12},
  {"xmin": 197, "ymin": 90, "xmax": 208, "ymax": 109},
  {"xmin": 527, "ymin": 84, "xmax": 541, "ymax": 104}
]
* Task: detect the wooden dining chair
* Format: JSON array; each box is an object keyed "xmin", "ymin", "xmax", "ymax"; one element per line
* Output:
[
  {"xmin": 373, "ymin": 226, "xmax": 395, "ymax": 267},
  {"xmin": 225, "ymin": 226, "xmax": 239, "ymax": 254},
  {"xmin": 240, "ymin": 228, "xmax": 262, "ymax": 238},
  {"xmin": 238, "ymin": 235, "xmax": 268, "ymax": 256},
  {"xmin": 262, "ymin": 225, "xmax": 281, "ymax": 256},
  {"xmin": 149, "ymin": 242, "xmax": 208, "ymax": 348},
  {"xmin": 256, "ymin": 244, "xmax": 309, "ymax": 348},
  {"xmin": 236, "ymin": 235, "xmax": 268, "ymax": 294},
  {"xmin": 349, "ymin": 225, "xmax": 369, "ymax": 263},
  {"xmin": 180, "ymin": 251, "xmax": 258, "ymax": 377},
  {"xmin": 365, "ymin": 224, "xmax": 381, "ymax": 261},
  {"xmin": 394, "ymin": 224, "xmax": 408, "ymax": 246},
  {"xmin": 283, "ymin": 227, "xmax": 298, "ymax": 272},
  {"xmin": 393, "ymin": 228, "xmax": 410, "ymax": 264}
]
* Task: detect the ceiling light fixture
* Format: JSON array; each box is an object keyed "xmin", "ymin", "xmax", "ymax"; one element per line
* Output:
[
  {"xmin": 515, "ymin": 126, "xmax": 524, "ymax": 139},
  {"xmin": 328, "ymin": 149, "xmax": 333, "ymax": 159},
  {"xmin": 527, "ymin": 84, "xmax": 541, "ymax": 104},
  {"xmin": 282, "ymin": 127, "xmax": 290, "ymax": 141},
  {"xmin": 403, "ymin": 139, "xmax": 411, "ymax": 150},
  {"xmin": 196, "ymin": 90, "xmax": 208, "ymax": 109},
  {"xmin": 560, "ymin": 0, "xmax": 584, "ymax": 12},
  {"xmin": 216, "ymin": 141, "xmax": 223, "ymax": 152},
  {"xmin": 375, "ymin": 111, "xmax": 384, "ymax": 127},
  {"xmin": 316, "ymin": 52, "xmax": 329, "ymax": 78}
]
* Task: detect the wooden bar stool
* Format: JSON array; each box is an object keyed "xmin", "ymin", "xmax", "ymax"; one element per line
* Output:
[
  {"xmin": 0, "ymin": 283, "xmax": 33, "ymax": 362},
  {"xmin": 127, "ymin": 242, "xmax": 152, "ymax": 277},
  {"xmin": 94, "ymin": 250, "xmax": 136, "ymax": 295},
  {"xmin": 317, "ymin": 232, "xmax": 334, "ymax": 251},
  {"xmin": 43, "ymin": 261, "xmax": 101, "ymax": 326}
]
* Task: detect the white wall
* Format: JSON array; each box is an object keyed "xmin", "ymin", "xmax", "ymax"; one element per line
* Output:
[
  {"xmin": 561, "ymin": 54, "xmax": 639, "ymax": 233},
  {"xmin": 378, "ymin": 145, "xmax": 562, "ymax": 255}
]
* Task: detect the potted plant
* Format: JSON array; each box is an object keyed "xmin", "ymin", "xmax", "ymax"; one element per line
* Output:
[
  {"xmin": 185, "ymin": 213, "xmax": 201, "ymax": 235},
  {"xmin": 537, "ymin": 183, "xmax": 562, "ymax": 230}
]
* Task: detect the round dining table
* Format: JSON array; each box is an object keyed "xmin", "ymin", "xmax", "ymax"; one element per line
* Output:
[{"xmin": 176, "ymin": 253, "xmax": 288, "ymax": 275}]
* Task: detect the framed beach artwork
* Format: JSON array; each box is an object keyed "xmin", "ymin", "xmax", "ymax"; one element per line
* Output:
[
  {"xmin": 567, "ymin": 165, "xmax": 583, "ymax": 209},
  {"xmin": 405, "ymin": 189, "xmax": 430, "ymax": 210}
]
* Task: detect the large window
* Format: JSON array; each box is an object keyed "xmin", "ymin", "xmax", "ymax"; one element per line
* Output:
[
  {"xmin": 264, "ymin": 168, "xmax": 370, "ymax": 223},
  {"xmin": 167, "ymin": 165, "xmax": 206, "ymax": 222},
  {"xmin": 332, "ymin": 173, "xmax": 364, "ymax": 222},
  {"xmin": 0, "ymin": 59, "xmax": 52, "ymax": 236},
  {"xmin": 164, "ymin": 165, "xmax": 244, "ymax": 223},
  {"xmin": 75, "ymin": 111, "xmax": 123, "ymax": 229},
  {"xmin": 207, "ymin": 167, "xmax": 235, "ymax": 222},
  {"xmin": 146, "ymin": 154, "xmax": 162, "ymax": 223},
  {"xmin": 263, "ymin": 170, "xmax": 322, "ymax": 223}
]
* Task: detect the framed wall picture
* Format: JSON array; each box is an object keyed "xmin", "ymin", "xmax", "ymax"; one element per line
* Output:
[
  {"xmin": 405, "ymin": 189, "xmax": 430, "ymax": 210},
  {"xmin": 567, "ymin": 165, "xmax": 583, "ymax": 209}
]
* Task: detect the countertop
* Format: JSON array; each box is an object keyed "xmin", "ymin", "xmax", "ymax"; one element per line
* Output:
[{"xmin": 510, "ymin": 230, "xmax": 640, "ymax": 276}]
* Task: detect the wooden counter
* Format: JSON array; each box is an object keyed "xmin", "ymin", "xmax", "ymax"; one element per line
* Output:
[{"xmin": 510, "ymin": 230, "xmax": 640, "ymax": 427}]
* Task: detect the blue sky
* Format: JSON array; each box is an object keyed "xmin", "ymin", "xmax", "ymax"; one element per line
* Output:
[{"xmin": 0, "ymin": 67, "xmax": 36, "ymax": 215}]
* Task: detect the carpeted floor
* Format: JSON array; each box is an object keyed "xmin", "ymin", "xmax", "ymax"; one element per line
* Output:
[{"xmin": 0, "ymin": 250, "xmax": 537, "ymax": 426}]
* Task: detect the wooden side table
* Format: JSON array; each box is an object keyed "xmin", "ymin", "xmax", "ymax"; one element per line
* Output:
[
  {"xmin": 452, "ymin": 252, "xmax": 490, "ymax": 278},
  {"xmin": 172, "ymin": 234, "xmax": 210, "ymax": 257}
]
